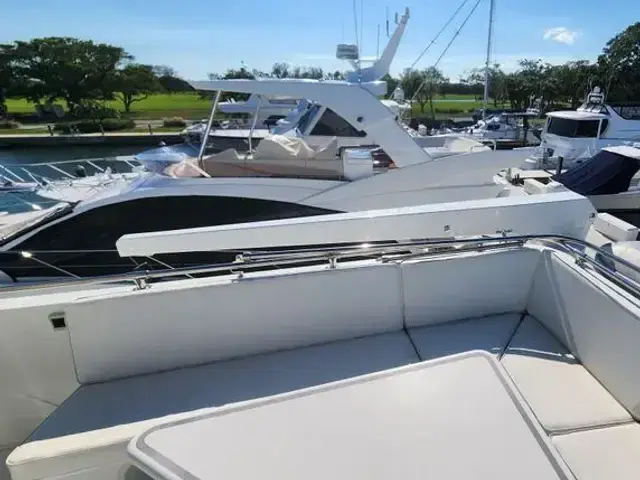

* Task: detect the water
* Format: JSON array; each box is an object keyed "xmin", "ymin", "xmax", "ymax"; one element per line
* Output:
[{"xmin": 0, "ymin": 145, "xmax": 144, "ymax": 166}]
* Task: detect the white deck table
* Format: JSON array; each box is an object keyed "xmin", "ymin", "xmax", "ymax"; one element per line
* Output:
[{"xmin": 129, "ymin": 351, "xmax": 571, "ymax": 480}]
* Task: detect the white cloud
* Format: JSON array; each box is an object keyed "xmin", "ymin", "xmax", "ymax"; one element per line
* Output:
[{"xmin": 543, "ymin": 27, "xmax": 580, "ymax": 45}]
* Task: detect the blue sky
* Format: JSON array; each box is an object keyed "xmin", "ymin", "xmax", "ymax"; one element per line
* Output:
[{"xmin": 1, "ymin": 0, "xmax": 638, "ymax": 81}]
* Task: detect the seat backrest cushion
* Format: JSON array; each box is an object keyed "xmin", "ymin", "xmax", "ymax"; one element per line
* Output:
[
  {"xmin": 66, "ymin": 263, "xmax": 404, "ymax": 384},
  {"xmin": 403, "ymin": 249, "xmax": 541, "ymax": 328},
  {"xmin": 527, "ymin": 250, "xmax": 640, "ymax": 420}
]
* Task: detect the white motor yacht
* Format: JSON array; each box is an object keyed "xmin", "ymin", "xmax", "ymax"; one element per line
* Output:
[
  {"xmin": 523, "ymin": 87, "xmax": 640, "ymax": 170},
  {"xmin": 0, "ymin": 72, "xmax": 531, "ymax": 283},
  {"xmin": 2, "ymin": 191, "xmax": 640, "ymax": 479},
  {"xmin": 141, "ymin": 8, "xmax": 489, "ymax": 163},
  {"xmin": 456, "ymin": 111, "xmax": 541, "ymax": 147}
]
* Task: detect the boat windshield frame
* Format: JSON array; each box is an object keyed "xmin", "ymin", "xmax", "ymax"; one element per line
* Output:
[{"xmin": 0, "ymin": 202, "xmax": 75, "ymax": 247}]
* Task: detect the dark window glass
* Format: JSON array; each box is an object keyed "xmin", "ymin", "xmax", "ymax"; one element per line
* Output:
[
  {"xmin": 310, "ymin": 109, "xmax": 366, "ymax": 137},
  {"xmin": 4, "ymin": 196, "xmax": 337, "ymax": 278},
  {"xmin": 268, "ymin": 98, "xmax": 298, "ymax": 106},
  {"xmin": 611, "ymin": 105, "xmax": 640, "ymax": 120},
  {"xmin": 599, "ymin": 119, "xmax": 609, "ymax": 136},
  {"xmin": 547, "ymin": 118, "xmax": 607, "ymax": 138},
  {"xmin": 264, "ymin": 115, "xmax": 286, "ymax": 127},
  {"xmin": 296, "ymin": 104, "xmax": 321, "ymax": 133}
]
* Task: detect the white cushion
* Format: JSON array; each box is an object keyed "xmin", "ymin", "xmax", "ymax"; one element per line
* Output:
[
  {"xmin": 501, "ymin": 316, "xmax": 631, "ymax": 433},
  {"xmin": 549, "ymin": 254, "xmax": 640, "ymax": 420},
  {"xmin": 9, "ymin": 332, "xmax": 418, "ymax": 480},
  {"xmin": 402, "ymin": 249, "xmax": 540, "ymax": 328},
  {"xmin": 552, "ymin": 423, "xmax": 640, "ymax": 480},
  {"xmin": 408, "ymin": 313, "xmax": 521, "ymax": 361},
  {"xmin": 30, "ymin": 332, "xmax": 418, "ymax": 441},
  {"xmin": 67, "ymin": 264, "xmax": 404, "ymax": 383}
]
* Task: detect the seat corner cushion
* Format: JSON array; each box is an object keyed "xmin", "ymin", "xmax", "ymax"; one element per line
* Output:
[
  {"xmin": 501, "ymin": 315, "xmax": 632, "ymax": 433},
  {"xmin": 552, "ymin": 423, "xmax": 640, "ymax": 480},
  {"xmin": 408, "ymin": 313, "xmax": 522, "ymax": 361}
]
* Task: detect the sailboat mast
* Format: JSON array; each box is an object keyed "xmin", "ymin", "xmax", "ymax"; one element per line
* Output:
[{"xmin": 482, "ymin": 0, "xmax": 495, "ymax": 121}]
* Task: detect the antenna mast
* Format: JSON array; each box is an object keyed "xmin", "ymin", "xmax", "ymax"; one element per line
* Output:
[
  {"xmin": 482, "ymin": 0, "xmax": 495, "ymax": 121},
  {"xmin": 386, "ymin": 6, "xmax": 390, "ymax": 37}
]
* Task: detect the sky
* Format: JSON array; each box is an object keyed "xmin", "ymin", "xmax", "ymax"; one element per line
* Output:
[{"xmin": 1, "ymin": 0, "xmax": 638, "ymax": 81}]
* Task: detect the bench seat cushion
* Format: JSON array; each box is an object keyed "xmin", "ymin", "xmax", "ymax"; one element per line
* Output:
[
  {"xmin": 501, "ymin": 316, "xmax": 631, "ymax": 433},
  {"xmin": 29, "ymin": 331, "xmax": 418, "ymax": 442},
  {"xmin": 408, "ymin": 313, "xmax": 522, "ymax": 361},
  {"xmin": 552, "ymin": 423, "xmax": 640, "ymax": 480},
  {"xmin": 10, "ymin": 332, "xmax": 418, "ymax": 480}
]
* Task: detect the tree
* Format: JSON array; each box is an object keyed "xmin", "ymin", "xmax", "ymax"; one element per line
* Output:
[
  {"xmin": 157, "ymin": 74, "xmax": 193, "ymax": 93},
  {"xmin": 422, "ymin": 67, "xmax": 447, "ymax": 119},
  {"xmin": 271, "ymin": 62, "xmax": 290, "ymax": 79},
  {"xmin": 549, "ymin": 61, "xmax": 597, "ymax": 108},
  {"xmin": 115, "ymin": 64, "xmax": 162, "ymax": 113},
  {"xmin": 598, "ymin": 22, "xmax": 640, "ymax": 101},
  {"xmin": 380, "ymin": 73, "xmax": 399, "ymax": 98},
  {"xmin": 152, "ymin": 65, "xmax": 176, "ymax": 77},
  {"xmin": 401, "ymin": 69, "xmax": 427, "ymax": 113},
  {"xmin": 0, "ymin": 44, "xmax": 15, "ymax": 117},
  {"xmin": 402, "ymin": 67, "xmax": 446, "ymax": 118},
  {"xmin": 223, "ymin": 67, "xmax": 255, "ymax": 79},
  {"xmin": 463, "ymin": 64, "xmax": 508, "ymax": 106},
  {"xmin": 9, "ymin": 37, "xmax": 130, "ymax": 114},
  {"xmin": 152, "ymin": 64, "xmax": 192, "ymax": 93},
  {"xmin": 325, "ymin": 70, "xmax": 345, "ymax": 81}
]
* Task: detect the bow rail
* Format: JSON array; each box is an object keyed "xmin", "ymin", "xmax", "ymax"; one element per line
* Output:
[{"xmin": 2, "ymin": 235, "xmax": 640, "ymax": 301}]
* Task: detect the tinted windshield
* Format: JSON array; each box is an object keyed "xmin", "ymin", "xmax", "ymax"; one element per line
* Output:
[
  {"xmin": 0, "ymin": 202, "xmax": 73, "ymax": 246},
  {"xmin": 547, "ymin": 117, "xmax": 608, "ymax": 137}
]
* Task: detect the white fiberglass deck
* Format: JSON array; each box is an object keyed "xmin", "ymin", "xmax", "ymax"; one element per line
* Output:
[{"xmin": 4, "ymin": 243, "xmax": 640, "ymax": 480}]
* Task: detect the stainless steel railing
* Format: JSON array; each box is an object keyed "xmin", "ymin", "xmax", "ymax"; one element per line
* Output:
[
  {"xmin": 2, "ymin": 235, "xmax": 640, "ymax": 300},
  {"xmin": 0, "ymin": 156, "xmax": 141, "ymax": 186}
]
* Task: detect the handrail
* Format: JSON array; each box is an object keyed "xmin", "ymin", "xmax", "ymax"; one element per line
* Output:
[
  {"xmin": 3, "ymin": 235, "xmax": 640, "ymax": 299},
  {"xmin": 0, "ymin": 156, "xmax": 142, "ymax": 186}
]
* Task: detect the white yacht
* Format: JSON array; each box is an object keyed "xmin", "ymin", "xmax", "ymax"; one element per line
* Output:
[
  {"xmin": 0, "ymin": 73, "xmax": 532, "ymax": 283},
  {"xmin": 2, "ymin": 191, "xmax": 640, "ymax": 479},
  {"xmin": 0, "ymin": 143, "xmax": 529, "ymax": 281},
  {"xmin": 523, "ymin": 87, "xmax": 640, "ymax": 170},
  {"xmin": 458, "ymin": 111, "xmax": 541, "ymax": 147},
  {"xmin": 141, "ymin": 8, "xmax": 489, "ymax": 163},
  {"xmin": 172, "ymin": 8, "xmax": 413, "ymax": 153},
  {"xmin": 135, "ymin": 73, "xmax": 491, "ymax": 175}
]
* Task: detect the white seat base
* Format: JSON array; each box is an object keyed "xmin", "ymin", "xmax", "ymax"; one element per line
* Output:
[
  {"xmin": 29, "ymin": 332, "xmax": 418, "ymax": 442},
  {"xmin": 408, "ymin": 313, "xmax": 521, "ymax": 361},
  {"xmin": 552, "ymin": 423, "xmax": 640, "ymax": 480},
  {"xmin": 501, "ymin": 316, "xmax": 632, "ymax": 433}
]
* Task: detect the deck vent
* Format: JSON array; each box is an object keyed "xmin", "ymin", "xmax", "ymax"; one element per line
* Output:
[{"xmin": 49, "ymin": 313, "xmax": 66, "ymax": 330}]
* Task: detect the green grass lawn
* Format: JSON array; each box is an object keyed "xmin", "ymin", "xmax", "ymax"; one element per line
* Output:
[
  {"xmin": 0, "ymin": 127, "xmax": 51, "ymax": 135},
  {"xmin": 4, "ymin": 98, "xmax": 35, "ymax": 114},
  {"xmin": 5, "ymin": 94, "xmax": 213, "ymax": 120},
  {"xmin": 5, "ymin": 93, "xmax": 512, "ymax": 122}
]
